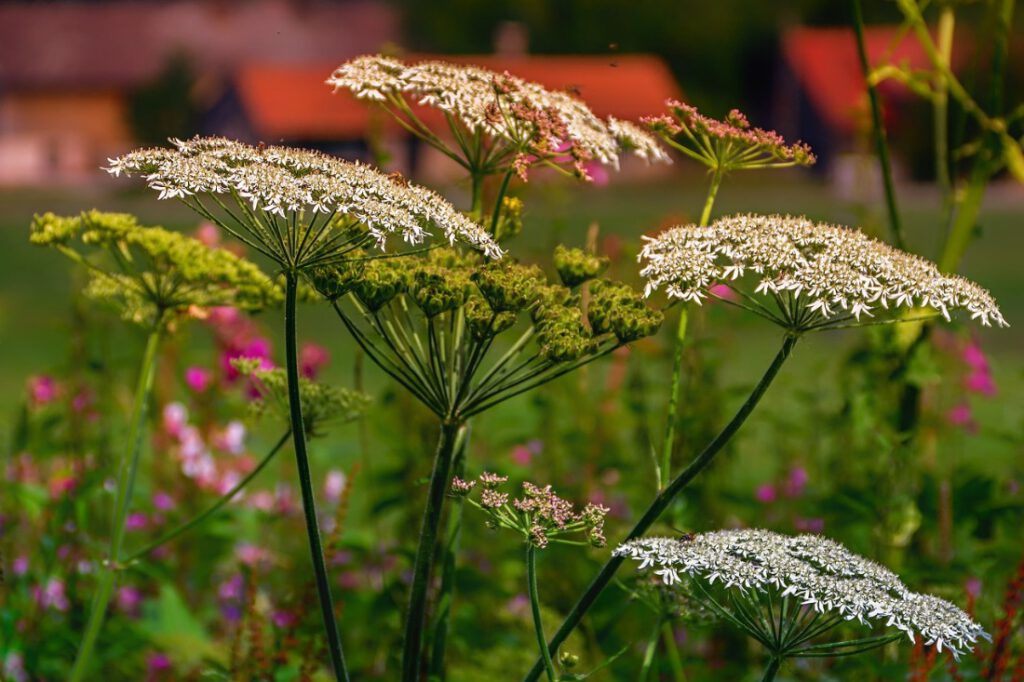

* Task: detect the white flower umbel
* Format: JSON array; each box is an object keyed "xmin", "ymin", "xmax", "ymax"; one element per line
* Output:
[
  {"xmin": 108, "ymin": 136, "xmax": 503, "ymax": 266},
  {"xmin": 639, "ymin": 214, "xmax": 1007, "ymax": 331},
  {"xmin": 328, "ymin": 55, "xmax": 668, "ymax": 174},
  {"xmin": 615, "ymin": 530, "xmax": 988, "ymax": 659}
]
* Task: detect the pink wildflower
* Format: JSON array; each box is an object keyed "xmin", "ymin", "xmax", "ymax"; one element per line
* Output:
[
  {"xmin": 783, "ymin": 466, "xmax": 808, "ymax": 498},
  {"xmin": 755, "ymin": 483, "xmax": 777, "ymax": 504},
  {"xmin": 33, "ymin": 577, "xmax": 69, "ymax": 611},
  {"xmin": 195, "ymin": 222, "xmax": 221, "ymax": 247},
  {"xmin": 300, "ymin": 343, "xmax": 330, "ymax": 379},
  {"xmin": 116, "ymin": 586, "xmax": 143, "ymax": 616},
  {"xmin": 27, "ymin": 375, "xmax": 59, "ymax": 407},
  {"xmin": 946, "ymin": 402, "xmax": 977, "ymax": 433},
  {"xmin": 185, "ymin": 366, "xmax": 213, "ymax": 393},
  {"xmin": 324, "ymin": 470, "xmax": 347, "ymax": 504}
]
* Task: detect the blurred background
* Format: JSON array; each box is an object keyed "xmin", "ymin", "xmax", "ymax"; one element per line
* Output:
[{"xmin": 2, "ymin": 2, "xmax": 1023, "ymax": 679}]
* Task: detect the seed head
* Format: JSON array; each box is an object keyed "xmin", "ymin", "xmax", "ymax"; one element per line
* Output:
[
  {"xmin": 31, "ymin": 211, "xmax": 279, "ymax": 328},
  {"xmin": 615, "ymin": 530, "xmax": 988, "ymax": 657}
]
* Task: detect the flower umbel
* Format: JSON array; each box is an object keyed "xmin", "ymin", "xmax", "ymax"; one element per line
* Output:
[
  {"xmin": 107, "ymin": 136, "xmax": 502, "ymax": 267},
  {"xmin": 615, "ymin": 530, "xmax": 988, "ymax": 659},
  {"xmin": 459, "ymin": 473, "xmax": 608, "ymax": 549},
  {"xmin": 639, "ymin": 214, "xmax": 1007, "ymax": 331},
  {"xmin": 30, "ymin": 211, "xmax": 279, "ymax": 329},
  {"xmin": 327, "ymin": 55, "xmax": 667, "ymax": 181},
  {"xmin": 644, "ymin": 100, "xmax": 815, "ymax": 172},
  {"xmin": 312, "ymin": 246, "xmax": 661, "ymax": 419}
]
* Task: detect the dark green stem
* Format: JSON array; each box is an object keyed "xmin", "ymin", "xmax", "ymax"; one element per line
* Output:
[
  {"xmin": 428, "ymin": 424, "xmax": 470, "ymax": 679},
  {"xmin": 522, "ymin": 335, "xmax": 798, "ymax": 682},
  {"xmin": 852, "ymin": 0, "xmax": 905, "ymax": 249},
  {"xmin": 761, "ymin": 657, "xmax": 782, "ymax": 682},
  {"xmin": 70, "ymin": 326, "xmax": 162, "ymax": 682},
  {"xmin": 124, "ymin": 431, "xmax": 290, "ymax": 563},
  {"xmin": 286, "ymin": 274, "xmax": 349, "ymax": 682},
  {"xmin": 402, "ymin": 420, "xmax": 461, "ymax": 681},
  {"xmin": 528, "ymin": 544, "xmax": 558, "ymax": 682}
]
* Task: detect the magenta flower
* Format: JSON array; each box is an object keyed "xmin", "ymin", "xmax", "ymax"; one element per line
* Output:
[
  {"xmin": 27, "ymin": 375, "xmax": 58, "ymax": 407},
  {"xmin": 755, "ymin": 483, "xmax": 777, "ymax": 504},
  {"xmin": 12, "ymin": 556, "xmax": 29, "ymax": 576},
  {"xmin": 946, "ymin": 401, "xmax": 977, "ymax": 433},
  {"xmin": 125, "ymin": 512, "xmax": 149, "ymax": 531},
  {"xmin": 708, "ymin": 283, "xmax": 739, "ymax": 302},
  {"xmin": 510, "ymin": 445, "xmax": 533, "ymax": 466},
  {"xmin": 783, "ymin": 466, "xmax": 808, "ymax": 498},
  {"xmin": 184, "ymin": 366, "xmax": 213, "ymax": 393},
  {"xmin": 116, "ymin": 586, "xmax": 143, "ymax": 616},
  {"xmin": 272, "ymin": 609, "xmax": 297, "ymax": 628},
  {"xmin": 33, "ymin": 577, "xmax": 69, "ymax": 612},
  {"xmin": 965, "ymin": 369, "xmax": 997, "ymax": 396},
  {"xmin": 152, "ymin": 491, "xmax": 176, "ymax": 511},
  {"xmin": 146, "ymin": 652, "xmax": 172, "ymax": 682},
  {"xmin": 300, "ymin": 343, "xmax": 330, "ymax": 379}
]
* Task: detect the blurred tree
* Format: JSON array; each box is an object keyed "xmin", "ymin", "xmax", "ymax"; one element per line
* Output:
[{"xmin": 128, "ymin": 53, "xmax": 201, "ymax": 145}]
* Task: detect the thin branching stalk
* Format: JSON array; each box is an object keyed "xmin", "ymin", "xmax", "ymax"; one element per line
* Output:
[
  {"xmin": 528, "ymin": 544, "xmax": 558, "ymax": 682},
  {"xmin": 70, "ymin": 326, "xmax": 162, "ymax": 682},
  {"xmin": 403, "ymin": 420, "xmax": 462, "ymax": 681},
  {"xmin": 124, "ymin": 431, "xmax": 290, "ymax": 563},
  {"xmin": 523, "ymin": 334, "xmax": 798, "ymax": 682},
  {"xmin": 286, "ymin": 274, "xmax": 349, "ymax": 682},
  {"xmin": 638, "ymin": 615, "xmax": 665, "ymax": 682},
  {"xmin": 852, "ymin": 0, "xmax": 905, "ymax": 249}
]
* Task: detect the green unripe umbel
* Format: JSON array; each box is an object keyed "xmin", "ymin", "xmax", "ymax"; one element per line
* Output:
[{"xmin": 553, "ymin": 245, "xmax": 610, "ymax": 288}]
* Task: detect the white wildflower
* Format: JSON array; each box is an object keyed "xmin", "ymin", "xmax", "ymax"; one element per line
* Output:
[
  {"xmin": 615, "ymin": 530, "xmax": 989, "ymax": 658},
  {"xmin": 107, "ymin": 136, "xmax": 503, "ymax": 261},
  {"xmin": 638, "ymin": 214, "xmax": 1007, "ymax": 329},
  {"xmin": 327, "ymin": 55, "xmax": 668, "ymax": 168}
]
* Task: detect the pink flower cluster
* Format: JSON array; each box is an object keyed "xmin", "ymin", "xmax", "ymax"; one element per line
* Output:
[
  {"xmin": 644, "ymin": 100, "xmax": 816, "ymax": 165},
  {"xmin": 936, "ymin": 334, "xmax": 998, "ymax": 434},
  {"xmin": 162, "ymin": 402, "xmax": 255, "ymax": 498}
]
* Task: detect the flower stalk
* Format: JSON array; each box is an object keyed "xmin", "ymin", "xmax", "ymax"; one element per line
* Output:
[
  {"xmin": 528, "ymin": 544, "xmax": 558, "ymax": 682},
  {"xmin": 70, "ymin": 325, "xmax": 162, "ymax": 682},
  {"xmin": 402, "ymin": 420, "xmax": 461, "ymax": 681},
  {"xmin": 522, "ymin": 334, "xmax": 797, "ymax": 682},
  {"xmin": 286, "ymin": 273, "xmax": 349, "ymax": 682},
  {"xmin": 124, "ymin": 431, "xmax": 291, "ymax": 564}
]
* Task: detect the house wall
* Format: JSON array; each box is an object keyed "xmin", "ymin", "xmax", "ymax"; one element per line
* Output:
[{"xmin": 0, "ymin": 90, "xmax": 131, "ymax": 184}]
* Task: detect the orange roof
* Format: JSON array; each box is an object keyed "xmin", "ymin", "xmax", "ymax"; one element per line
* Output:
[
  {"xmin": 234, "ymin": 54, "xmax": 681, "ymax": 141},
  {"xmin": 782, "ymin": 26, "xmax": 967, "ymax": 135}
]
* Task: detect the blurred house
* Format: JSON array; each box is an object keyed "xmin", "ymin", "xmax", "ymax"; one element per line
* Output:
[
  {"xmin": 0, "ymin": 0, "xmax": 397, "ymax": 186},
  {"xmin": 210, "ymin": 54, "xmax": 682, "ymax": 178},
  {"xmin": 777, "ymin": 25, "xmax": 968, "ymax": 176}
]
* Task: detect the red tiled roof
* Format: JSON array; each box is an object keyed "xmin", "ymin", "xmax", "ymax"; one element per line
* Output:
[
  {"xmin": 782, "ymin": 26, "xmax": 967, "ymax": 134},
  {"xmin": 235, "ymin": 54, "xmax": 682, "ymax": 141}
]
